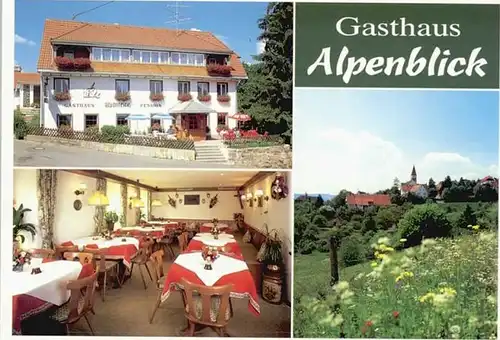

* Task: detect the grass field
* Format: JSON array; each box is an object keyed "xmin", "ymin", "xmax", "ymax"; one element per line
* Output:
[{"xmin": 294, "ymin": 231, "xmax": 498, "ymax": 339}]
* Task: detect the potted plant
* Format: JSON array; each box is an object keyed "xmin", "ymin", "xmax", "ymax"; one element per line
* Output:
[
  {"xmin": 104, "ymin": 211, "xmax": 119, "ymax": 232},
  {"xmin": 13, "ymin": 204, "xmax": 36, "ymax": 251},
  {"xmin": 261, "ymin": 228, "xmax": 284, "ymax": 304},
  {"xmin": 178, "ymin": 93, "xmax": 192, "ymax": 102}
]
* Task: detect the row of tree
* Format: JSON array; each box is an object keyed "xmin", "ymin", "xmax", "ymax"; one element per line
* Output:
[{"xmin": 237, "ymin": 2, "xmax": 293, "ymax": 145}]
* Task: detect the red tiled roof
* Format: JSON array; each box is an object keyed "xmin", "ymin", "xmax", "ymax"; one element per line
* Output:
[
  {"xmin": 346, "ymin": 194, "xmax": 391, "ymax": 206},
  {"xmin": 37, "ymin": 19, "xmax": 246, "ymax": 78},
  {"xmin": 14, "ymin": 72, "xmax": 40, "ymax": 87},
  {"xmin": 401, "ymin": 184, "xmax": 424, "ymax": 193}
]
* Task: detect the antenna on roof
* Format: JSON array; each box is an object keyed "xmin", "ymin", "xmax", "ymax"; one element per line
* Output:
[
  {"xmin": 71, "ymin": 0, "xmax": 115, "ymax": 20},
  {"xmin": 165, "ymin": 1, "xmax": 192, "ymax": 35}
]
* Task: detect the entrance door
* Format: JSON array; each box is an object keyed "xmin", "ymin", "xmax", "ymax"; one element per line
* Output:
[{"xmin": 181, "ymin": 114, "xmax": 207, "ymax": 141}]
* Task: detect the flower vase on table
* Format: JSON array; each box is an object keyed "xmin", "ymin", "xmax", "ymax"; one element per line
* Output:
[
  {"xmin": 13, "ymin": 251, "xmax": 31, "ymax": 272},
  {"xmin": 211, "ymin": 225, "xmax": 220, "ymax": 240},
  {"xmin": 202, "ymin": 246, "xmax": 219, "ymax": 270}
]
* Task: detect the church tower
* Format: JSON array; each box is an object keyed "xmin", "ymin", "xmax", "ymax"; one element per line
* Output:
[{"xmin": 411, "ymin": 165, "xmax": 417, "ymax": 183}]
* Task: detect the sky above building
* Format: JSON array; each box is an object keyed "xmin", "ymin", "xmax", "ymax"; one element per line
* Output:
[
  {"xmin": 294, "ymin": 89, "xmax": 499, "ymax": 194},
  {"xmin": 14, "ymin": 0, "xmax": 268, "ymax": 72}
]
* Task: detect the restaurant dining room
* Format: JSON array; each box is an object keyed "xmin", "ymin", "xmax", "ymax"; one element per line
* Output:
[{"xmin": 12, "ymin": 168, "xmax": 292, "ymax": 337}]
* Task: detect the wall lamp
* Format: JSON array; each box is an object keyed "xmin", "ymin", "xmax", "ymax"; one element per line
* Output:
[
  {"xmin": 74, "ymin": 183, "xmax": 87, "ymax": 196},
  {"xmin": 254, "ymin": 189, "xmax": 269, "ymax": 207}
]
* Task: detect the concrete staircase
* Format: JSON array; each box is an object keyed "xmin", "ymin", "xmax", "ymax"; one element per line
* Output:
[{"xmin": 194, "ymin": 140, "xmax": 227, "ymax": 163}]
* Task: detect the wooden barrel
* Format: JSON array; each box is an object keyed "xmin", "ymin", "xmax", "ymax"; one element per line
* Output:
[{"xmin": 262, "ymin": 265, "xmax": 282, "ymax": 304}]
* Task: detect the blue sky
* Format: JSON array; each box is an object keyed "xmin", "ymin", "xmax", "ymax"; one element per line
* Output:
[
  {"xmin": 15, "ymin": 0, "xmax": 268, "ymax": 72},
  {"xmin": 294, "ymin": 89, "xmax": 499, "ymax": 194}
]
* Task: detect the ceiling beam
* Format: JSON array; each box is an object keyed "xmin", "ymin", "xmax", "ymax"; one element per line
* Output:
[
  {"xmin": 239, "ymin": 171, "xmax": 275, "ymax": 191},
  {"xmin": 62, "ymin": 169, "xmax": 158, "ymax": 192},
  {"xmin": 157, "ymin": 187, "xmax": 239, "ymax": 192}
]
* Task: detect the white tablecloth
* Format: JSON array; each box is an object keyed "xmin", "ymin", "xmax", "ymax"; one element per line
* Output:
[
  {"xmin": 193, "ymin": 235, "xmax": 236, "ymax": 247},
  {"xmin": 175, "ymin": 252, "xmax": 248, "ymax": 286},
  {"xmin": 121, "ymin": 226, "xmax": 165, "ymax": 232},
  {"xmin": 71, "ymin": 236, "xmax": 139, "ymax": 250},
  {"xmin": 11, "ymin": 260, "xmax": 82, "ymax": 306},
  {"xmin": 147, "ymin": 221, "xmax": 178, "ymax": 225},
  {"xmin": 196, "ymin": 233, "xmax": 234, "ymax": 239},
  {"xmin": 203, "ymin": 223, "xmax": 229, "ymax": 229}
]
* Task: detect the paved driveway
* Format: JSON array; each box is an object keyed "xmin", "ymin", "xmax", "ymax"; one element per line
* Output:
[{"xmin": 14, "ymin": 140, "xmax": 237, "ymax": 168}]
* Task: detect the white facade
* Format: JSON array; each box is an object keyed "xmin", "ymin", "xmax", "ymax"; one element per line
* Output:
[
  {"xmin": 41, "ymin": 74, "xmax": 239, "ymax": 137},
  {"xmin": 15, "ymin": 84, "xmax": 40, "ymax": 110}
]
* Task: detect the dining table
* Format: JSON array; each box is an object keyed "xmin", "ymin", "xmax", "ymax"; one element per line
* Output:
[
  {"xmin": 11, "ymin": 260, "xmax": 90, "ymax": 334},
  {"xmin": 115, "ymin": 226, "xmax": 167, "ymax": 239},
  {"xmin": 199, "ymin": 222, "xmax": 231, "ymax": 233},
  {"xmin": 187, "ymin": 233, "xmax": 243, "ymax": 257},
  {"xmin": 160, "ymin": 251, "xmax": 260, "ymax": 316},
  {"xmin": 60, "ymin": 236, "xmax": 139, "ymax": 269}
]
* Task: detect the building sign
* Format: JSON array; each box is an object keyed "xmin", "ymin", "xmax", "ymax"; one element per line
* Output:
[
  {"xmin": 62, "ymin": 103, "xmax": 96, "ymax": 108},
  {"xmin": 105, "ymin": 102, "xmax": 131, "ymax": 108},
  {"xmin": 140, "ymin": 103, "xmax": 163, "ymax": 108},
  {"xmin": 83, "ymin": 82, "xmax": 101, "ymax": 99},
  {"xmin": 295, "ymin": 3, "xmax": 500, "ymax": 88}
]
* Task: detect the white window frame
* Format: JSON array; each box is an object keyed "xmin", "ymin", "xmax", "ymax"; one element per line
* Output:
[
  {"xmin": 150, "ymin": 80, "xmax": 163, "ymax": 94},
  {"xmin": 54, "ymin": 78, "xmax": 70, "ymax": 93},
  {"xmin": 120, "ymin": 50, "xmax": 130, "ymax": 62},
  {"xmin": 217, "ymin": 82, "xmax": 228, "ymax": 96},
  {"xmin": 141, "ymin": 51, "xmax": 151, "ymax": 63},
  {"xmin": 194, "ymin": 54, "xmax": 205, "ymax": 66},
  {"xmin": 179, "ymin": 53, "xmax": 188, "ymax": 65},
  {"xmin": 159, "ymin": 52, "xmax": 169, "ymax": 64},
  {"xmin": 132, "ymin": 50, "xmax": 141, "ymax": 63},
  {"xmin": 111, "ymin": 49, "xmax": 121, "ymax": 62},
  {"xmin": 178, "ymin": 81, "xmax": 190, "ymax": 94},
  {"xmin": 197, "ymin": 82, "xmax": 209, "ymax": 96},
  {"xmin": 171, "ymin": 52, "xmax": 180, "ymax": 65},
  {"xmin": 102, "ymin": 48, "xmax": 112, "ymax": 61},
  {"xmin": 92, "ymin": 47, "xmax": 103, "ymax": 61}
]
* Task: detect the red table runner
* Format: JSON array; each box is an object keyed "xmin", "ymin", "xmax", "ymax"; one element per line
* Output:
[
  {"xmin": 114, "ymin": 228, "xmax": 165, "ymax": 239},
  {"xmin": 60, "ymin": 241, "xmax": 137, "ymax": 268},
  {"xmin": 160, "ymin": 253, "xmax": 260, "ymax": 316},
  {"xmin": 12, "ymin": 261, "xmax": 94, "ymax": 334}
]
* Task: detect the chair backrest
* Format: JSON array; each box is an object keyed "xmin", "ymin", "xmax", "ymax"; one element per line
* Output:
[
  {"xmin": 138, "ymin": 237, "xmax": 154, "ymax": 258},
  {"xmin": 66, "ymin": 272, "xmax": 98, "ymax": 323},
  {"xmin": 180, "ymin": 277, "xmax": 233, "ymax": 326},
  {"xmin": 55, "ymin": 245, "xmax": 79, "ymax": 260},
  {"xmin": 149, "ymin": 249, "xmax": 165, "ymax": 287},
  {"xmin": 82, "ymin": 247, "xmax": 107, "ymax": 272},
  {"xmin": 63, "ymin": 252, "xmax": 94, "ymax": 266},
  {"xmin": 29, "ymin": 248, "xmax": 55, "ymax": 259},
  {"xmin": 178, "ymin": 232, "xmax": 189, "ymax": 252}
]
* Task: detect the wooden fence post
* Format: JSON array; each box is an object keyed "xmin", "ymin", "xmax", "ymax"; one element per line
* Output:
[{"xmin": 329, "ymin": 236, "xmax": 339, "ymax": 286}]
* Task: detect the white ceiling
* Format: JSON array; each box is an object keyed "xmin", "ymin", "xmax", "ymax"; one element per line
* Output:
[{"xmin": 104, "ymin": 169, "xmax": 258, "ymax": 189}]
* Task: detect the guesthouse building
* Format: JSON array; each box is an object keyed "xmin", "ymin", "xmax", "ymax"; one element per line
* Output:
[
  {"xmin": 37, "ymin": 19, "xmax": 247, "ymax": 140},
  {"xmin": 14, "ymin": 65, "xmax": 41, "ymax": 111}
]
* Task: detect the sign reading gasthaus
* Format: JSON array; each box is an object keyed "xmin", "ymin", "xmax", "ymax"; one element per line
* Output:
[{"xmin": 295, "ymin": 3, "xmax": 500, "ymax": 88}]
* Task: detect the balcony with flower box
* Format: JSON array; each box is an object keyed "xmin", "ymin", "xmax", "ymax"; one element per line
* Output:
[
  {"xmin": 53, "ymin": 45, "xmax": 92, "ymax": 71},
  {"xmin": 115, "ymin": 92, "xmax": 131, "ymax": 102},
  {"xmin": 53, "ymin": 92, "xmax": 71, "ymax": 102},
  {"xmin": 217, "ymin": 94, "xmax": 231, "ymax": 103},
  {"xmin": 197, "ymin": 94, "xmax": 211, "ymax": 103},
  {"xmin": 150, "ymin": 93, "xmax": 164, "ymax": 102},
  {"xmin": 178, "ymin": 93, "xmax": 192, "ymax": 102}
]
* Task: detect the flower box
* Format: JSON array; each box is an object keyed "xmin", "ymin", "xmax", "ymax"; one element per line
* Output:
[
  {"xmin": 54, "ymin": 56, "xmax": 91, "ymax": 71},
  {"xmin": 198, "ymin": 94, "xmax": 211, "ymax": 102},
  {"xmin": 178, "ymin": 93, "xmax": 192, "ymax": 102},
  {"xmin": 115, "ymin": 92, "xmax": 131, "ymax": 102},
  {"xmin": 54, "ymin": 56, "xmax": 74, "ymax": 70},
  {"xmin": 73, "ymin": 58, "xmax": 91, "ymax": 70},
  {"xmin": 150, "ymin": 93, "xmax": 164, "ymax": 102},
  {"xmin": 53, "ymin": 92, "xmax": 71, "ymax": 101},
  {"xmin": 207, "ymin": 64, "xmax": 232, "ymax": 76},
  {"xmin": 217, "ymin": 94, "xmax": 231, "ymax": 103}
]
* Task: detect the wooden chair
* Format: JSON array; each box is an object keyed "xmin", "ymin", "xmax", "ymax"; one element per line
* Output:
[
  {"xmin": 29, "ymin": 248, "xmax": 55, "ymax": 259},
  {"xmin": 178, "ymin": 232, "xmax": 189, "ymax": 252},
  {"xmin": 130, "ymin": 238, "xmax": 154, "ymax": 289},
  {"xmin": 82, "ymin": 247, "xmax": 120, "ymax": 302},
  {"xmin": 148, "ymin": 249, "xmax": 165, "ymax": 324},
  {"xmin": 55, "ymin": 245, "xmax": 79, "ymax": 260},
  {"xmin": 180, "ymin": 277, "xmax": 234, "ymax": 337},
  {"xmin": 63, "ymin": 252, "xmax": 94, "ymax": 266},
  {"xmin": 158, "ymin": 231, "xmax": 176, "ymax": 260},
  {"xmin": 50, "ymin": 272, "xmax": 98, "ymax": 335}
]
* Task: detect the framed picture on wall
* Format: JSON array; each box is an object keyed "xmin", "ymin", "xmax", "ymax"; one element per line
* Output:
[{"xmin": 184, "ymin": 194, "xmax": 200, "ymax": 205}]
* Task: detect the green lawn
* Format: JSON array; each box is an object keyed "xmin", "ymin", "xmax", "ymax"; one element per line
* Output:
[{"xmin": 294, "ymin": 232, "xmax": 498, "ymax": 338}]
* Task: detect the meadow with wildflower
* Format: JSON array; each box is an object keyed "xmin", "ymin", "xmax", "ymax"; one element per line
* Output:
[{"xmin": 294, "ymin": 231, "xmax": 497, "ymax": 338}]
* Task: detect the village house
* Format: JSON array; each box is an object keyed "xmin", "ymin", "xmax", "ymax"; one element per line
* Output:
[
  {"xmin": 346, "ymin": 193, "xmax": 391, "ymax": 210},
  {"xmin": 37, "ymin": 19, "xmax": 247, "ymax": 140},
  {"xmin": 14, "ymin": 65, "xmax": 41, "ymax": 111},
  {"xmin": 400, "ymin": 165, "xmax": 428, "ymax": 199}
]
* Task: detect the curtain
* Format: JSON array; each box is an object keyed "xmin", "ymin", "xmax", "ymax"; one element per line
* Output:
[
  {"xmin": 37, "ymin": 169, "xmax": 58, "ymax": 249},
  {"xmin": 93, "ymin": 178, "xmax": 107, "ymax": 234},
  {"xmin": 120, "ymin": 183, "xmax": 127, "ymax": 227},
  {"xmin": 147, "ymin": 191, "xmax": 152, "ymax": 220},
  {"xmin": 135, "ymin": 186, "xmax": 141, "ymax": 224}
]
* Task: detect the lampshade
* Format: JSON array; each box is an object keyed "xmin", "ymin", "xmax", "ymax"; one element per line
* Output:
[
  {"xmin": 151, "ymin": 199, "xmax": 162, "ymax": 207},
  {"xmin": 88, "ymin": 192, "xmax": 109, "ymax": 206},
  {"xmin": 131, "ymin": 197, "xmax": 145, "ymax": 208},
  {"xmin": 255, "ymin": 189, "xmax": 264, "ymax": 197},
  {"xmin": 246, "ymin": 193, "xmax": 253, "ymax": 199},
  {"xmin": 240, "ymin": 194, "xmax": 246, "ymax": 200}
]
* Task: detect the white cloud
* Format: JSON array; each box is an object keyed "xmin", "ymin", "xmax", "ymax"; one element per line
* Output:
[
  {"xmin": 189, "ymin": 28, "xmax": 201, "ymax": 31},
  {"xmin": 15, "ymin": 34, "xmax": 35, "ymax": 46},
  {"xmin": 294, "ymin": 127, "xmax": 497, "ymax": 194}
]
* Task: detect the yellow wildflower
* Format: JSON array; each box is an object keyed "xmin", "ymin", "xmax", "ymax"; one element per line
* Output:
[
  {"xmin": 375, "ymin": 253, "xmax": 387, "ymax": 260},
  {"xmin": 377, "ymin": 236, "xmax": 390, "ymax": 245},
  {"xmin": 472, "ymin": 225, "xmax": 480, "ymax": 231},
  {"xmin": 419, "ymin": 292, "xmax": 435, "ymax": 303},
  {"xmin": 370, "ymin": 262, "xmax": 378, "ymax": 268},
  {"xmin": 439, "ymin": 287, "xmax": 457, "ymax": 296},
  {"xmin": 399, "ymin": 238, "xmax": 407, "ymax": 243}
]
